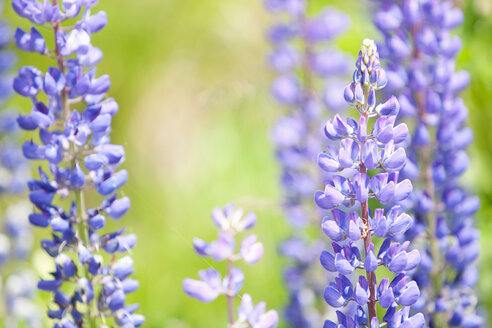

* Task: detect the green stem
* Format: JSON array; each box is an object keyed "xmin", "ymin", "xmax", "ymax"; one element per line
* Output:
[
  {"xmin": 226, "ymin": 258, "xmax": 235, "ymax": 327},
  {"xmin": 50, "ymin": 1, "xmax": 98, "ymax": 326},
  {"xmin": 410, "ymin": 23, "xmax": 448, "ymax": 327},
  {"xmin": 75, "ymin": 183, "xmax": 97, "ymax": 328},
  {"xmin": 421, "ymin": 146, "xmax": 447, "ymax": 328}
]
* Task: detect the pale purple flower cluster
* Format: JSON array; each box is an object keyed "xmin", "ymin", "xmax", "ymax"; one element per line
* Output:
[
  {"xmin": 0, "ymin": 3, "xmax": 40, "ymax": 325},
  {"xmin": 265, "ymin": 1, "xmax": 352, "ymax": 325},
  {"xmin": 12, "ymin": 1, "xmax": 143, "ymax": 327},
  {"xmin": 374, "ymin": 0, "xmax": 482, "ymax": 326},
  {"xmin": 315, "ymin": 39, "xmax": 424, "ymax": 327},
  {"xmin": 0, "ymin": 203, "xmax": 42, "ymax": 327},
  {"xmin": 183, "ymin": 204, "xmax": 278, "ymax": 328}
]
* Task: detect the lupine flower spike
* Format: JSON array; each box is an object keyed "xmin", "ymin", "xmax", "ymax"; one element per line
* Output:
[
  {"xmin": 0, "ymin": 2, "xmax": 40, "ymax": 324},
  {"xmin": 183, "ymin": 204, "xmax": 278, "ymax": 328},
  {"xmin": 315, "ymin": 39, "xmax": 425, "ymax": 328},
  {"xmin": 12, "ymin": 0, "xmax": 143, "ymax": 326},
  {"xmin": 265, "ymin": 1, "xmax": 352, "ymax": 325},
  {"xmin": 374, "ymin": 0, "xmax": 482, "ymax": 326}
]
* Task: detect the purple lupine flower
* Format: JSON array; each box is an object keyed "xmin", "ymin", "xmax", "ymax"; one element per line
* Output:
[
  {"xmin": 0, "ymin": 2, "xmax": 40, "ymax": 325},
  {"xmin": 374, "ymin": 1, "xmax": 483, "ymax": 326},
  {"xmin": 1, "ymin": 202, "xmax": 42, "ymax": 327},
  {"xmin": 266, "ymin": 1, "xmax": 352, "ymax": 326},
  {"xmin": 183, "ymin": 204, "xmax": 278, "ymax": 328},
  {"xmin": 315, "ymin": 39, "xmax": 424, "ymax": 327},
  {"xmin": 12, "ymin": 1, "xmax": 143, "ymax": 326}
]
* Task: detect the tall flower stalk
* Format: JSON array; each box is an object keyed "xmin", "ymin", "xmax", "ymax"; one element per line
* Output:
[
  {"xmin": 183, "ymin": 204, "xmax": 278, "ymax": 328},
  {"xmin": 374, "ymin": 1, "xmax": 482, "ymax": 326},
  {"xmin": 315, "ymin": 39, "xmax": 424, "ymax": 327},
  {"xmin": 12, "ymin": 0, "xmax": 143, "ymax": 326},
  {"xmin": 0, "ymin": 2, "xmax": 40, "ymax": 325},
  {"xmin": 265, "ymin": 1, "xmax": 351, "ymax": 325}
]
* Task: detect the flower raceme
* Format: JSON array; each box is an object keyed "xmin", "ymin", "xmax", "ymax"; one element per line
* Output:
[
  {"xmin": 266, "ymin": 0, "xmax": 352, "ymax": 325},
  {"xmin": 183, "ymin": 204, "xmax": 278, "ymax": 328},
  {"xmin": 373, "ymin": 0, "xmax": 482, "ymax": 326},
  {"xmin": 0, "ymin": 2, "xmax": 40, "ymax": 325},
  {"xmin": 12, "ymin": 1, "xmax": 143, "ymax": 327},
  {"xmin": 315, "ymin": 39, "xmax": 424, "ymax": 328}
]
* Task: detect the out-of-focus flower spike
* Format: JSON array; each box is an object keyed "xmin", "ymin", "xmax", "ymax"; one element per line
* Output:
[{"xmin": 374, "ymin": 0, "xmax": 482, "ymax": 325}]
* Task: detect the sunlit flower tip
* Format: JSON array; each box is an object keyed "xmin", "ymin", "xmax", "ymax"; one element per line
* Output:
[{"xmin": 240, "ymin": 234, "xmax": 264, "ymax": 264}]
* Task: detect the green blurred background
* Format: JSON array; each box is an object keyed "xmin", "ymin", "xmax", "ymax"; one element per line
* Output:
[{"xmin": 5, "ymin": 0, "xmax": 492, "ymax": 326}]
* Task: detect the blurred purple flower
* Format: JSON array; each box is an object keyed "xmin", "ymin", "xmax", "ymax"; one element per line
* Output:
[
  {"xmin": 183, "ymin": 205, "xmax": 277, "ymax": 327},
  {"xmin": 374, "ymin": 0, "xmax": 483, "ymax": 325},
  {"xmin": 265, "ymin": 1, "xmax": 352, "ymax": 326}
]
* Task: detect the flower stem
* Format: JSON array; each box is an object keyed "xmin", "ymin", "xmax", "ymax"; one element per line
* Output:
[
  {"xmin": 359, "ymin": 108, "xmax": 377, "ymax": 321},
  {"xmin": 361, "ymin": 165, "xmax": 377, "ymax": 321},
  {"xmin": 52, "ymin": 2, "xmax": 97, "ymax": 322},
  {"xmin": 226, "ymin": 258, "xmax": 235, "ymax": 327},
  {"xmin": 74, "ymin": 187, "xmax": 97, "ymax": 328},
  {"xmin": 412, "ymin": 27, "xmax": 448, "ymax": 325}
]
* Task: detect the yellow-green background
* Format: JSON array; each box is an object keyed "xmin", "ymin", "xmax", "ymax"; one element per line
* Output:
[{"xmin": 5, "ymin": 0, "xmax": 492, "ymax": 326}]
